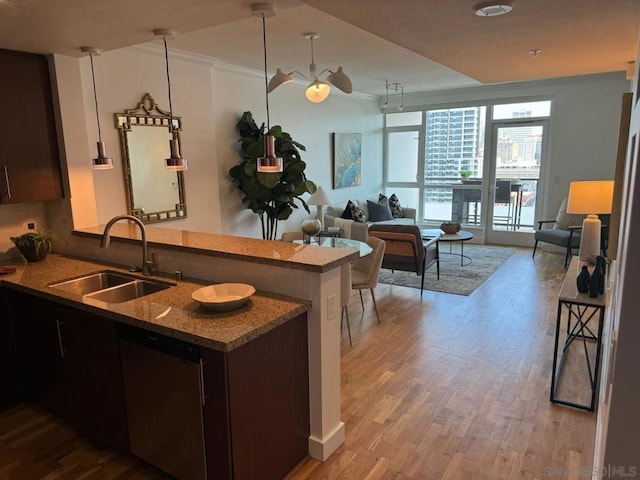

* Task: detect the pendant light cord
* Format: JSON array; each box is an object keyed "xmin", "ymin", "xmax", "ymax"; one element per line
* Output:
[
  {"xmin": 163, "ymin": 36, "xmax": 175, "ymax": 134},
  {"xmin": 261, "ymin": 15, "xmax": 271, "ymax": 131},
  {"xmin": 89, "ymin": 53, "xmax": 103, "ymax": 143}
]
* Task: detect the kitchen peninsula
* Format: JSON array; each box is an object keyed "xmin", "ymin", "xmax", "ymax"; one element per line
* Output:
[{"xmin": 3, "ymin": 223, "xmax": 357, "ymax": 476}]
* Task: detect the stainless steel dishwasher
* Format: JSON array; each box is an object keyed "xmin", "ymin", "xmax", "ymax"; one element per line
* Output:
[{"xmin": 117, "ymin": 323, "xmax": 207, "ymax": 480}]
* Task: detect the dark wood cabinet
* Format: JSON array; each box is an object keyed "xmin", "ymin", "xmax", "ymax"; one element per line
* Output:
[
  {"xmin": 202, "ymin": 313, "xmax": 310, "ymax": 480},
  {"xmin": 0, "ymin": 49, "xmax": 64, "ymax": 204},
  {"xmin": 0, "ymin": 287, "xmax": 21, "ymax": 407},
  {"xmin": 6, "ymin": 287, "xmax": 308, "ymax": 479},
  {"xmin": 8, "ymin": 290, "xmax": 128, "ymax": 451}
]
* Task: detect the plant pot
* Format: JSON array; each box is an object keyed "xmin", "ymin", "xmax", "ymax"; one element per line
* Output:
[{"xmin": 16, "ymin": 243, "xmax": 50, "ymax": 262}]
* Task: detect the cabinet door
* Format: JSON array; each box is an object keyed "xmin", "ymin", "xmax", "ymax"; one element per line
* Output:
[
  {"xmin": 8, "ymin": 290, "xmax": 128, "ymax": 451},
  {"xmin": 57, "ymin": 306, "xmax": 129, "ymax": 451},
  {"xmin": 8, "ymin": 289, "xmax": 68, "ymax": 416},
  {"xmin": 0, "ymin": 49, "xmax": 63, "ymax": 204},
  {"xmin": 0, "ymin": 287, "xmax": 21, "ymax": 406}
]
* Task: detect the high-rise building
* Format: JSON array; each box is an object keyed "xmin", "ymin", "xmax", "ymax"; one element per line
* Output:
[{"xmin": 424, "ymin": 107, "xmax": 484, "ymax": 202}]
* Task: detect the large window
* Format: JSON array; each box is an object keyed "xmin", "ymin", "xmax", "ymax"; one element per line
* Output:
[{"xmin": 384, "ymin": 100, "xmax": 551, "ymax": 236}]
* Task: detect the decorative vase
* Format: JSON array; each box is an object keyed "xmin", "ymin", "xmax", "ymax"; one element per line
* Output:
[
  {"xmin": 589, "ymin": 259, "xmax": 602, "ymax": 298},
  {"xmin": 301, "ymin": 218, "xmax": 322, "ymax": 244},
  {"xmin": 596, "ymin": 255, "xmax": 607, "ymax": 295},
  {"xmin": 576, "ymin": 265, "xmax": 590, "ymax": 294}
]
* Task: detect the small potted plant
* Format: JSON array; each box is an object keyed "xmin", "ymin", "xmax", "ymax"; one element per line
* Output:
[
  {"xmin": 10, "ymin": 229, "xmax": 56, "ymax": 262},
  {"xmin": 459, "ymin": 170, "xmax": 473, "ymax": 181}
]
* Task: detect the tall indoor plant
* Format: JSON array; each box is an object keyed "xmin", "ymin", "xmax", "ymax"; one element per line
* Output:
[{"xmin": 229, "ymin": 111, "xmax": 316, "ymax": 240}]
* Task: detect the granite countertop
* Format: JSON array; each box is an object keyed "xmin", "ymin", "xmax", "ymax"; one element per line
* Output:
[
  {"xmin": 73, "ymin": 223, "xmax": 359, "ymax": 273},
  {"xmin": 0, "ymin": 255, "xmax": 309, "ymax": 353}
]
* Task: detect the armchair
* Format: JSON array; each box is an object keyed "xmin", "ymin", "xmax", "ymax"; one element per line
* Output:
[
  {"xmin": 368, "ymin": 225, "xmax": 439, "ymax": 295},
  {"xmin": 532, "ymin": 197, "xmax": 609, "ymax": 267}
]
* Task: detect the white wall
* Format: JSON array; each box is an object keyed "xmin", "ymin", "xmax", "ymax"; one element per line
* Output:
[
  {"xmin": 71, "ymin": 47, "xmax": 382, "ymax": 239},
  {"xmin": 211, "ymin": 65, "xmax": 382, "ymax": 238},
  {"xmin": 401, "ymin": 72, "xmax": 630, "ymax": 220}
]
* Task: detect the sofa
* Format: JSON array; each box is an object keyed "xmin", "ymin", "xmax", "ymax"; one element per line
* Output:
[{"xmin": 324, "ymin": 199, "xmax": 416, "ymax": 242}]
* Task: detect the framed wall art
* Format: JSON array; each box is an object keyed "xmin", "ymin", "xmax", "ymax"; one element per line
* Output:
[{"xmin": 332, "ymin": 132, "xmax": 362, "ymax": 189}]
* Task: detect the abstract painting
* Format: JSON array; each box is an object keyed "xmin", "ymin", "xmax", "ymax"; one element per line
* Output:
[{"xmin": 333, "ymin": 133, "xmax": 362, "ymax": 189}]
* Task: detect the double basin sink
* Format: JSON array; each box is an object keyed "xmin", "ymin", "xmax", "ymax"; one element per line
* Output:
[{"xmin": 50, "ymin": 270, "xmax": 175, "ymax": 304}]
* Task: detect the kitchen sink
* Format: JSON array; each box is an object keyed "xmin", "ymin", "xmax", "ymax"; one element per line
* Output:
[{"xmin": 50, "ymin": 270, "xmax": 174, "ymax": 303}]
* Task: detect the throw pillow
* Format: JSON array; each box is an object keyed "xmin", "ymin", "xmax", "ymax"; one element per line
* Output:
[
  {"xmin": 367, "ymin": 199, "xmax": 393, "ymax": 222},
  {"xmin": 388, "ymin": 193, "xmax": 404, "ymax": 218},
  {"xmin": 340, "ymin": 201, "xmax": 354, "ymax": 220},
  {"xmin": 554, "ymin": 197, "xmax": 586, "ymax": 229},
  {"xmin": 349, "ymin": 201, "xmax": 367, "ymax": 223}
]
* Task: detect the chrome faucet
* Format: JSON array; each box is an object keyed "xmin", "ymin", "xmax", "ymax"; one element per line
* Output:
[{"xmin": 101, "ymin": 215, "xmax": 153, "ymax": 276}]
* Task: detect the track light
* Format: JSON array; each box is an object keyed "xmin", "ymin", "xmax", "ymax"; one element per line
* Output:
[
  {"xmin": 269, "ymin": 32, "xmax": 352, "ymax": 103},
  {"xmin": 155, "ymin": 28, "xmax": 188, "ymax": 171},
  {"xmin": 383, "ymin": 81, "xmax": 404, "ymax": 111},
  {"xmin": 81, "ymin": 47, "xmax": 113, "ymax": 170}
]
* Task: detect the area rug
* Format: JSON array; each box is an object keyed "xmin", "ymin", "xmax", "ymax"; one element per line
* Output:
[{"xmin": 378, "ymin": 244, "xmax": 516, "ymax": 296}]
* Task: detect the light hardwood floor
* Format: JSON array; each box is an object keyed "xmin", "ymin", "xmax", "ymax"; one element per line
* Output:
[{"xmin": 0, "ymin": 248, "xmax": 596, "ymax": 479}]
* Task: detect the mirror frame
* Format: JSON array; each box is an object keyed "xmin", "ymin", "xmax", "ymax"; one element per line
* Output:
[{"xmin": 115, "ymin": 93, "xmax": 187, "ymax": 224}]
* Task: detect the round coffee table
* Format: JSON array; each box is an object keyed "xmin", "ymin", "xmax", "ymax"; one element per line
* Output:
[{"xmin": 421, "ymin": 229, "xmax": 474, "ymax": 266}]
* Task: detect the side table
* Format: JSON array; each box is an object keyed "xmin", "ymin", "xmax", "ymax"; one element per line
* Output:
[
  {"xmin": 422, "ymin": 229, "xmax": 474, "ymax": 266},
  {"xmin": 550, "ymin": 256, "xmax": 606, "ymax": 412}
]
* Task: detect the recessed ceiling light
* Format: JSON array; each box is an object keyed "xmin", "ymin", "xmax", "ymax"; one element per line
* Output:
[{"xmin": 474, "ymin": 2, "xmax": 513, "ymax": 16}]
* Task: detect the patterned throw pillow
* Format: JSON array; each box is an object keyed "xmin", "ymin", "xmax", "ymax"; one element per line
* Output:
[
  {"xmin": 388, "ymin": 193, "xmax": 404, "ymax": 218},
  {"xmin": 349, "ymin": 201, "xmax": 367, "ymax": 223},
  {"xmin": 340, "ymin": 201, "xmax": 354, "ymax": 220}
]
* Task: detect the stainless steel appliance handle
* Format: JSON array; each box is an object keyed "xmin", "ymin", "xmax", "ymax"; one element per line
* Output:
[
  {"xmin": 55, "ymin": 319, "xmax": 66, "ymax": 358},
  {"xmin": 198, "ymin": 358, "xmax": 206, "ymax": 406},
  {"xmin": 2, "ymin": 166, "xmax": 11, "ymax": 198}
]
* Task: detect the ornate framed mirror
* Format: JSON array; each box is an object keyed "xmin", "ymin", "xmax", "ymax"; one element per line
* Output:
[{"xmin": 115, "ymin": 93, "xmax": 187, "ymax": 223}]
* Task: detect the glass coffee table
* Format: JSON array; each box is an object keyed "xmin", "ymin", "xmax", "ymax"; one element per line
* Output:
[{"xmin": 421, "ymin": 229, "xmax": 474, "ymax": 266}]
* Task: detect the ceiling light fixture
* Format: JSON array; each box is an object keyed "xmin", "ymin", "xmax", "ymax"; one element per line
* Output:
[
  {"xmin": 473, "ymin": 2, "xmax": 513, "ymax": 16},
  {"xmin": 529, "ymin": 48, "xmax": 542, "ymax": 57},
  {"xmin": 155, "ymin": 28, "xmax": 188, "ymax": 171},
  {"xmin": 251, "ymin": 2, "xmax": 283, "ymax": 173},
  {"xmin": 81, "ymin": 47, "xmax": 113, "ymax": 170},
  {"xmin": 268, "ymin": 32, "xmax": 353, "ymax": 103}
]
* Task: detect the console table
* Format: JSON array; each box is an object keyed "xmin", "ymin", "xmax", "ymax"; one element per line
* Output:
[{"xmin": 550, "ymin": 256, "xmax": 606, "ymax": 412}]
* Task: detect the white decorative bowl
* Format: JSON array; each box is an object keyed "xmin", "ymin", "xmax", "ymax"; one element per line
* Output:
[{"xmin": 192, "ymin": 283, "xmax": 256, "ymax": 312}]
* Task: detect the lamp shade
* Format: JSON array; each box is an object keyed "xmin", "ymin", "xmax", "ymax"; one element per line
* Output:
[
  {"xmin": 306, "ymin": 80, "xmax": 330, "ymax": 103},
  {"xmin": 567, "ymin": 180, "xmax": 614, "ymax": 262},
  {"xmin": 307, "ymin": 185, "xmax": 334, "ymax": 206},
  {"xmin": 268, "ymin": 68, "xmax": 293, "ymax": 93},
  {"xmin": 326, "ymin": 67, "xmax": 353, "ymax": 94},
  {"xmin": 566, "ymin": 180, "xmax": 614, "ymax": 214}
]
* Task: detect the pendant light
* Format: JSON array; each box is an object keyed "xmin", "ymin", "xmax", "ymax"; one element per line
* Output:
[
  {"xmin": 268, "ymin": 32, "xmax": 352, "ymax": 103},
  {"xmin": 154, "ymin": 28, "xmax": 188, "ymax": 171},
  {"xmin": 81, "ymin": 47, "xmax": 113, "ymax": 169},
  {"xmin": 251, "ymin": 3, "xmax": 283, "ymax": 173},
  {"xmin": 304, "ymin": 33, "xmax": 330, "ymax": 103}
]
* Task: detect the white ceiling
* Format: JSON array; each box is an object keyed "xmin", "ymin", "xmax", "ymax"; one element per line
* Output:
[{"xmin": 0, "ymin": 0, "xmax": 638, "ymax": 96}]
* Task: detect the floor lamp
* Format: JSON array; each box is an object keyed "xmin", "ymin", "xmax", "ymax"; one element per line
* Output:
[
  {"xmin": 566, "ymin": 180, "xmax": 614, "ymax": 262},
  {"xmin": 307, "ymin": 186, "xmax": 334, "ymax": 230}
]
